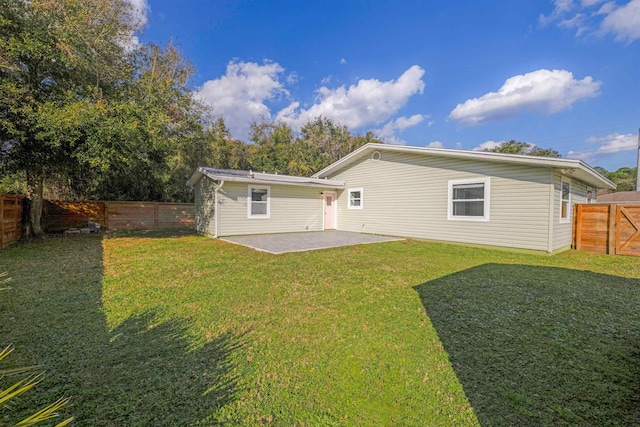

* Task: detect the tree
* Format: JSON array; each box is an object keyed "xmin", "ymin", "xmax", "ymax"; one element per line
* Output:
[
  {"xmin": 0, "ymin": 0, "xmax": 142, "ymax": 235},
  {"xmin": 483, "ymin": 140, "xmax": 561, "ymax": 158},
  {"xmin": 69, "ymin": 42, "xmax": 206, "ymax": 202},
  {"xmin": 248, "ymin": 120, "xmax": 296, "ymax": 174},
  {"xmin": 1, "ymin": 2, "xmax": 207, "ymax": 230},
  {"xmin": 595, "ymin": 166, "xmax": 637, "ymax": 192},
  {"xmin": 245, "ymin": 116, "xmax": 383, "ymax": 176}
]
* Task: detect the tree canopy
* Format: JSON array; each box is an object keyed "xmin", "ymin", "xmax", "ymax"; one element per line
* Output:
[
  {"xmin": 594, "ymin": 166, "xmax": 637, "ymax": 191},
  {"xmin": 482, "ymin": 140, "xmax": 562, "ymax": 158},
  {"xmin": 0, "ymin": 0, "xmax": 209, "ymax": 233}
]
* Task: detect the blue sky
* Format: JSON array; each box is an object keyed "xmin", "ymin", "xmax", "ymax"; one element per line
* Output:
[{"xmin": 133, "ymin": 0, "xmax": 638, "ymax": 171}]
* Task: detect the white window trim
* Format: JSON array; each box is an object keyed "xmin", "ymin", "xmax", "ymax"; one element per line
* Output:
[
  {"xmin": 559, "ymin": 179, "xmax": 571, "ymax": 223},
  {"xmin": 447, "ymin": 178, "xmax": 490, "ymax": 222},
  {"xmin": 247, "ymin": 185, "xmax": 270, "ymax": 219},
  {"xmin": 347, "ymin": 187, "xmax": 363, "ymax": 210}
]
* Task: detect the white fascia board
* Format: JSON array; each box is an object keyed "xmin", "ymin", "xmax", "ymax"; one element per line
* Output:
[
  {"xmin": 198, "ymin": 168, "xmax": 344, "ymax": 189},
  {"xmin": 215, "ymin": 175, "xmax": 344, "ymax": 189}
]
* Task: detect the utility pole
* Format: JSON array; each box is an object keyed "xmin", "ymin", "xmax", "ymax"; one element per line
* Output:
[{"xmin": 637, "ymin": 128, "xmax": 640, "ymax": 191}]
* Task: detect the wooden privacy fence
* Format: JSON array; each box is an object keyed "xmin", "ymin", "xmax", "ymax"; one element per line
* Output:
[
  {"xmin": 43, "ymin": 200, "xmax": 195, "ymax": 232},
  {"xmin": 573, "ymin": 203, "xmax": 640, "ymax": 256},
  {"xmin": 0, "ymin": 194, "xmax": 24, "ymax": 249}
]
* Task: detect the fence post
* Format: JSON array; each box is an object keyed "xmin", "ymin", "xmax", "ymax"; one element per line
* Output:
[
  {"xmin": 154, "ymin": 202, "xmax": 159, "ymax": 229},
  {"xmin": 574, "ymin": 204, "xmax": 582, "ymax": 250},
  {"xmin": 607, "ymin": 204, "xmax": 616, "ymax": 255},
  {"xmin": 102, "ymin": 201, "xmax": 109, "ymax": 230}
]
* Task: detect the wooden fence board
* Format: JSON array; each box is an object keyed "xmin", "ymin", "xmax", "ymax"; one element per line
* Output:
[
  {"xmin": 44, "ymin": 200, "xmax": 106, "ymax": 232},
  {"xmin": 574, "ymin": 203, "xmax": 640, "ymax": 256},
  {"xmin": 0, "ymin": 194, "xmax": 24, "ymax": 249},
  {"xmin": 106, "ymin": 202, "xmax": 156, "ymax": 229},
  {"xmin": 43, "ymin": 200, "xmax": 194, "ymax": 232}
]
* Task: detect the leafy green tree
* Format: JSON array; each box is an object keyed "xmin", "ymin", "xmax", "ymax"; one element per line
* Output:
[
  {"xmin": 597, "ymin": 166, "xmax": 637, "ymax": 192},
  {"xmin": 0, "ymin": 0, "xmax": 141, "ymax": 234},
  {"xmin": 248, "ymin": 121, "xmax": 296, "ymax": 174},
  {"xmin": 0, "ymin": 171, "xmax": 26, "ymax": 195},
  {"xmin": 66, "ymin": 42, "xmax": 207, "ymax": 202},
  {"xmin": 1, "ymin": 1, "xmax": 208, "ymax": 227},
  {"xmin": 245, "ymin": 116, "xmax": 382, "ymax": 176},
  {"xmin": 483, "ymin": 140, "xmax": 561, "ymax": 158},
  {"xmin": 203, "ymin": 119, "xmax": 251, "ymax": 171}
]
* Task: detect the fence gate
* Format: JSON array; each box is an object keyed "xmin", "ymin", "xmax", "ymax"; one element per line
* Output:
[
  {"xmin": 615, "ymin": 205, "xmax": 640, "ymax": 256},
  {"xmin": 574, "ymin": 203, "xmax": 640, "ymax": 256}
]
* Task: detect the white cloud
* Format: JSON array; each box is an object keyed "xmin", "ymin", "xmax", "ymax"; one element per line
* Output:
[
  {"xmin": 559, "ymin": 13, "xmax": 589, "ymax": 36},
  {"xmin": 375, "ymin": 114, "xmax": 426, "ymax": 145},
  {"xmin": 472, "ymin": 140, "xmax": 504, "ymax": 151},
  {"xmin": 568, "ymin": 132, "xmax": 637, "ymax": 160},
  {"xmin": 276, "ymin": 65, "xmax": 426, "ymax": 131},
  {"xmin": 320, "ymin": 76, "xmax": 332, "ymax": 85},
  {"xmin": 196, "ymin": 60, "xmax": 288, "ymax": 140},
  {"xmin": 581, "ymin": 0, "xmax": 605, "ymax": 6},
  {"xmin": 195, "ymin": 62, "xmax": 427, "ymax": 142},
  {"xmin": 387, "ymin": 114, "xmax": 426, "ymax": 131},
  {"xmin": 127, "ymin": 0, "xmax": 149, "ymax": 26},
  {"xmin": 340, "ymin": 58, "xmax": 347, "ymax": 65},
  {"xmin": 595, "ymin": 1, "xmax": 617, "ymax": 15},
  {"xmin": 121, "ymin": 0, "xmax": 149, "ymax": 50},
  {"xmin": 426, "ymin": 141, "xmax": 444, "ymax": 148},
  {"xmin": 540, "ymin": 0, "xmax": 640, "ymax": 42},
  {"xmin": 285, "ymin": 72, "xmax": 298, "ymax": 85},
  {"xmin": 600, "ymin": 0, "xmax": 640, "ymax": 42},
  {"xmin": 539, "ymin": 0, "xmax": 575, "ymax": 25},
  {"xmin": 380, "ymin": 136, "xmax": 407, "ymax": 145},
  {"xmin": 448, "ymin": 69, "xmax": 600, "ymax": 125}
]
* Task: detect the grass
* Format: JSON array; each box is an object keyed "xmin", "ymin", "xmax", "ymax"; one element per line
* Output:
[{"xmin": 0, "ymin": 230, "xmax": 639, "ymax": 426}]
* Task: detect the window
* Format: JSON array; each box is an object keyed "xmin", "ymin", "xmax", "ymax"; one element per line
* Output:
[
  {"xmin": 560, "ymin": 180, "xmax": 570, "ymax": 222},
  {"xmin": 248, "ymin": 186, "xmax": 270, "ymax": 218},
  {"xmin": 448, "ymin": 178, "xmax": 490, "ymax": 221},
  {"xmin": 348, "ymin": 188, "xmax": 363, "ymax": 209}
]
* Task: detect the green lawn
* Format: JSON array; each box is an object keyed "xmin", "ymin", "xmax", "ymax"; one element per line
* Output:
[{"xmin": 1, "ymin": 231, "xmax": 639, "ymax": 426}]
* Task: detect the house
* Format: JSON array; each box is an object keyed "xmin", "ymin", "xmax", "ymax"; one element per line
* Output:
[
  {"xmin": 595, "ymin": 191, "xmax": 640, "ymax": 203},
  {"xmin": 187, "ymin": 143, "xmax": 615, "ymax": 253}
]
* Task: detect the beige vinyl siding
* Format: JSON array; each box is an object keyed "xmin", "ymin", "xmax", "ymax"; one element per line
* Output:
[
  {"xmin": 330, "ymin": 151, "xmax": 553, "ymax": 251},
  {"xmin": 552, "ymin": 173, "xmax": 589, "ymax": 251},
  {"xmin": 218, "ymin": 181, "xmax": 325, "ymax": 236},
  {"xmin": 194, "ymin": 177, "xmax": 216, "ymax": 235}
]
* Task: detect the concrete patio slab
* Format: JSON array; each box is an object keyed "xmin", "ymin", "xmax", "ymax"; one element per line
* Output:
[{"xmin": 220, "ymin": 231, "xmax": 403, "ymax": 254}]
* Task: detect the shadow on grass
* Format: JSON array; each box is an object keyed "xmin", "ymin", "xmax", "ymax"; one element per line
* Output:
[
  {"xmin": 414, "ymin": 264, "xmax": 640, "ymax": 427},
  {"xmin": 0, "ymin": 234, "xmax": 240, "ymax": 426}
]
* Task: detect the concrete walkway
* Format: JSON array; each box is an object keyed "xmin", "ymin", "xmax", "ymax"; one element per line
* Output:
[{"xmin": 221, "ymin": 230, "xmax": 403, "ymax": 254}]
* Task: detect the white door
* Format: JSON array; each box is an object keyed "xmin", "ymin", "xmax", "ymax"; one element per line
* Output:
[{"xmin": 324, "ymin": 193, "xmax": 336, "ymax": 229}]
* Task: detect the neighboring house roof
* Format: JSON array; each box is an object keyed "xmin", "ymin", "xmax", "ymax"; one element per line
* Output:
[
  {"xmin": 187, "ymin": 167, "xmax": 345, "ymax": 189},
  {"xmin": 312, "ymin": 143, "xmax": 616, "ymax": 190},
  {"xmin": 596, "ymin": 191, "xmax": 640, "ymax": 203}
]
